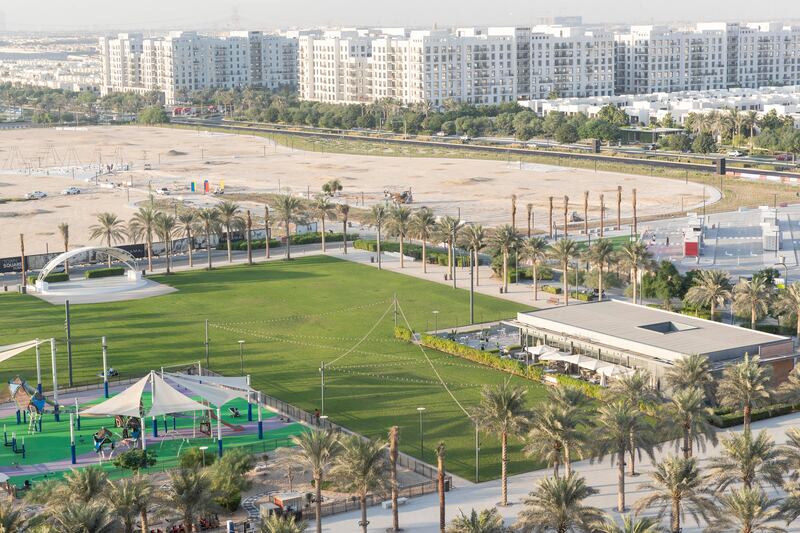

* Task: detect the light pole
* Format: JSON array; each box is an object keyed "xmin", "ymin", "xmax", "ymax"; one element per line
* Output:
[
  {"xmin": 319, "ymin": 361, "xmax": 325, "ymax": 415},
  {"xmin": 475, "ymin": 421, "xmax": 480, "ymax": 482},
  {"xmin": 469, "ymin": 251, "xmax": 475, "ymax": 325},
  {"xmin": 238, "ymin": 340, "xmax": 245, "ymax": 376},
  {"xmin": 199, "ymin": 445, "xmax": 208, "ymax": 467},
  {"xmin": 775, "ymin": 259, "xmax": 789, "ymax": 286},
  {"xmin": 417, "ymin": 407, "xmax": 426, "ymax": 460},
  {"xmin": 432, "ymin": 311, "xmax": 439, "ymax": 333},
  {"xmin": 320, "ymin": 414, "xmax": 329, "ymax": 430}
]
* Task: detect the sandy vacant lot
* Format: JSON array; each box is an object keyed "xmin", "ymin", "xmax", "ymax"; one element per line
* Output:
[{"xmin": 0, "ymin": 126, "xmax": 714, "ymax": 257}]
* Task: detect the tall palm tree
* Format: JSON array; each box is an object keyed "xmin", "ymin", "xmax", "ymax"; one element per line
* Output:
[
  {"xmin": 196, "ymin": 208, "xmax": 220, "ymax": 270},
  {"xmin": 592, "ymin": 514, "xmax": 664, "ymax": 533},
  {"xmin": 593, "ymin": 401, "xmax": 656, "ymax": 512},
  {"xmin": 410, "ymin": 208, "xmax": 437, "ymax": 274},
  {"xmin": 437, "ymin": 442, "xmax": 446, "ymax": 533},
  {"xmin": 511, "ymin": 194, "xmax": 517, "ymax": 231},
  {"xmin": 264, "ymin": 205, "xmax": 271, "ymax": 259},
  {"xmin": 245, "ymin": 209, "xmax": 253, "ymax": 265},
  {"xmin": 436, "ymin": 216, "xmax": 463, "ymax": 279},
  {"xmin": 338, "ymin": 204, "xmax": 351, "ymax": 254},
  {"xmin": 446, "ymin": 508, "xmax": 508, "ymax": 533},
  {"xmin": 161, "ymin": 468, "xmax": 218, "ymax": 533},
  {"xmin": 58, "ymin": 222, "xmax": 70, "ymax": 274},
  {"xmin": 104, "ymin": 476, "xmax": 152, "ymax": 533},
  {"xmin": 685, "ymin": 270, "xmax": 732, "ymax": 321},
  {"xmin": 667, "ymin": 387, "xmax": 718, "ymax": 458},
  {"xmin": 274, "ymin": 194, "xmax": 303, "ymax": 260},
  {"xmin": 526, "ymin": 203, "xmax": 534, "ymax": 238},
  {"xmin": 312, "ymin": 195, "xmax": 336, "ymax": 253},
  {"xmin": 620, "ymin": 241, "xmax": 652, "ymax": 305},
  {"xmin": 366, "ymin": 204, "xmax": 389, "ymax": 269},
  {"xmin": 515, "ymin": 473, "xmax": 604, "ymax": 533},
  {"xmin": 62, "ymin": 466, "xmax": 109, "ymax": 504},
  {"xmin": 472, "ymin": 379, "xmax": 528, "ymax": 506},
  {"xmin": 523, "ymin": 404, "xmax": 566, "ymax": 478},
  {"xmin": 664, "ymin": 354, "xmax": 715, "ymax": 401},
  {"xmin": 607, "ymin": 369, "xmax": 660, "ymax": 475},
  {"xmin": 330, "ymin": 435, "xmax": 390, "ymax": 533},
  {"xmin": 706, "ymin": 486, "xmax": 786, "ymax": 533},
  {"xmin": 521, "ymin": 236, "xmax": 548, "ymax": 301},
  {"xmin": 154, "ymin": 212, "xmax": 177, "ymax": 274},
  {"xmin": 128, "ymin": 206, "xmax": 158, "ymax": 272},
  {"xmin": 89, "ymin": 213, "xmax": 127, "ymax": 267},
  {"xmin": 460, "ymin": 224, "xmax": 486, "ymax": 286},
  {"xmin": 386, "ymin": 205, "xmax": 413, "ymax": 268},
  {"xmin": 716, "ymin": 353, "xmax": 771, "ymax": 433},
  {"xmin": 389, "ymin": 426, "xmax": 400, "ymax": 532},
  {"xmin": 633, "ymin": 456, "xmax": 716, "ymax": 533},
  {"xmin": 492, "ymin": 225, "xmax": 520, "ymax": 293},
  {"xmin": 549, "ymin": 238, "xmax": 578, "ymax": 305},
  {"xmin": 177, "ymin": 210, "xmax": 197, "ymax": 268},
  {"xmin": 0, "ymin": 501, "xmax": 27, "ymax": 532},
  {"xmin": 777, "ymin": 366, "xmax": 800, "ymax": 405},
  {"xmin": 586, "ymin": 239, "xmax": 614, "ymax": 301},
  {"xmin": 774, "ymin": 282, "xmax": 800, "ymax": 340},
  {"xmin": 49, "ymin": 503, "xmax": 118, "ymax": 533},
  {"xmin": 733, "ymin": 277, "xmax": 773, "ymax": 329},
  {"xmin": 706, "ymin": 430, "xmax": 786, "ymax": 491},
  {"xmin": 290, "ymin": 429, "xmax": 340, "ymax": 533},
  {"xmin": 217, "ymin": 200, "xmax": 244, "ymax": 263},
  {"xmin": 258, "ymin": 513, "xmax": 308, "ymax": 533}
]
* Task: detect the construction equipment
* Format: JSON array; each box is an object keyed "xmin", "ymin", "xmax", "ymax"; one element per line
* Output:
[{"xmin": 384, "ymin": 188, "xmax": 413, "ymax": 205}]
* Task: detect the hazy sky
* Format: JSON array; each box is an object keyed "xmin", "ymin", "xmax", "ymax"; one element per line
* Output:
[{"xmin": 1, "ymin": 0, "xmax": 798, "ymax": 32}]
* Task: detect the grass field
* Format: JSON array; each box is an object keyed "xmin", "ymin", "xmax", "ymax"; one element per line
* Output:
[{"xmin": 0, "ymin": 256, "xmax": 540, "ymax": 481}]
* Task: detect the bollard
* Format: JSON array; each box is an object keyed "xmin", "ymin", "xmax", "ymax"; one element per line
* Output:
[
  {"xmin": 152, "ymin": 417, "xmax": 158, "ymax": 438},
  {"xmin": 15, "ymin": 411, "xmax": 20, "ymax": 425},
  {"xmin": 258, "ymin": 420, "xmax": 263, "ymax": 440},
  {"xmin": 248, "ymin": 403, "xmax": 253, "ymax": 422},
  {"xmin": 217, "ymin": 437, "xmax": 223, "ymax": 458},
  {"xmin": 70, "ymin": 443, "xmax": 76, "ymax": 465}
]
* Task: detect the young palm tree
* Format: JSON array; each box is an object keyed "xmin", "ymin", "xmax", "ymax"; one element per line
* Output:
[
  {"xmin": 0, "ymin": 501, "xmax": 27, "ymax": 532},
  {"xmin": 154, "ymin": 212, "xmax": 178, "ymax": 274},
  {"xmin": 89, "ymin": 213, "xmax": 127, "ymax": 267},
  {"xmin": 523, "ymin": 403, "xmax": 573, "ymax": 478},
  {"xmin": 312, "ymin": 194, "xmax": 337, "ymax": 253},
  {"xmin": 705, "ymin": 486, "xmax": 785, "ymax": 533},
  {"xmin": 61, "ymin": 466, "xmax": 109, "ymax": 504},
  {"xmin": 436, "ymin": 216, "xmax": 463, "ymax": 279},
  {"xmin": 607, "ymin": 369, "xmax": 660, "ymax": 475},
  {"xmin": 521, "ymin": 237, "xmax": 548, "ymax": 301},
  {"xmin": 684, "ymin": 269, "xmax": 732, "ymax": 321},
  {"xmin": 587, "ymin": 238, "xmax": 614, "ymax": 301},
  {"xmin": 549, "ymin": 238, "xmax": 578, "ymax": 305},
  {"xmin": 460, "ymin": 224, "xmax": 486, "ymax": 286},
  {"xmin": 274, "ymin": 194, "xmax": 303, "ymax": 260},
  {"xmin": 58, "ymin": 222, "xmax": 70, "ymax": 274},
  {"xmin": 437, "ymin": 442, "xmax": 446, "ymax": 533},
  {"xmin": 716, "ymin": 353, "xmax": 771, "ymax": 433},
  {"xmin": 330, "ymin": 435, "xmax": 390, "ymax": 533},
  {"xmin": 591, "ymin": 514, "xmax": 664, "ymax": 533},
  {"xmin": 633, "ymin": 455, "xmax": 716, "ymax": 533},
  {"xmin": 446, "ymin": 508, "xmax": 508, "ymax": 533},
  {"xmin": 104, "ymin": 476, "xmax": 152, "ymax": 533},
  {"xmin": 48, "ymin": 503, "xmax": 118, "ymax": 533},
  {"xmin": 620, "ymin": 241, "xmax": 652, "ymax": 304},
  {"xmin": 491, "ymin": 225, "xmax": 520, "ymax": 293},
  {"xmin": 258, "ymin": 513, "xmax": 308, "ymax": 533},
  {"xmin": 128, "ymin": 206, "xmax": 158, "ymax": 272},
  {"xmin": 667, "ymin": 387, "xmax": 718, "ymax": 458},
  {"xmin": 366, "ymin": 204, "xmax": 389, "ymax": 269},
  {"xmin": 410, "ymin": 208, "xmax": 437, "ymax": 274},
  {"xmin": 774, "ymin": 282, "xmax": 800, "ymax": 340},
  {"xmin": 338, "ymin": 204, "xmax": 351, "ymax": 254},
  {"xmin": 592, "ymin": 401, "xmax": 656, "ymax": 512},
  {"xmin": 472, "ymin": 379, "xmax": 528, "ymax": 506},
  {"xmin": 177, "ymin": 211, "xmax": 197, "ymax": 268},
  {"xmin": 706, "ymin": 430, "xmax": 786, "ymax": 491},
  {"xmin": 386, "ymin": 205, "xmax": 413, "ymax": 268},
  {"xmin": 733, "ymin": 277, "xmax": 773, "ymax": 329},
  {"xmin": 161, "ymin": 468, "xmax": 218, "ymax": 533},
  {"xmin": 216, "ymin": 200, "xmax": 244, "ymax": 263},
  {"xmin": 664, "ymin": 353, "xmax": 715, "ymax": 401},
  {"xmin": 196, "ymin": 208, "xmax": 220, "ymax": 270},
  {"xmin": 290, "ymin": 429, "xmax": 340, "ymax": 533},
  {"xmin": 777, "ymin": 366, "xmax": 800, "ymax": 406},
  {"xmin": 515, "ymin": 473, "xmax": 604, "ymax": 533},
  {"xmin": 526, "ymin": 203, "xmax": 534, "ymax": 238}
]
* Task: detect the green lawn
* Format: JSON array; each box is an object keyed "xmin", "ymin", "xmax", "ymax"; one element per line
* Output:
[{"xmin": 0, "ymin": 255, "xmax": 543, "ymax": 481}]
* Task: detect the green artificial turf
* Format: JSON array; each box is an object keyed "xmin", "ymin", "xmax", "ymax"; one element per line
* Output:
[{"xmin": 0, "ymin": 255, "xmax": 543, "ymax": 481}]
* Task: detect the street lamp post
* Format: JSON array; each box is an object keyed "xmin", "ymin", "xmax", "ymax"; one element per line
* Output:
[
  {"xmin": 199, "ymin": 445, "xmax": 208, "ymax": 467},
  {"xmin": 238, "ymin": 340, "xmax": 245, "ymax": 376},
  {"xmin": 432, "ymin": 311, "xmax": 439, "ymax": 333},
  {"xmin": 417, "ymin": 407, "xmax": 426, "ymax": 459}
]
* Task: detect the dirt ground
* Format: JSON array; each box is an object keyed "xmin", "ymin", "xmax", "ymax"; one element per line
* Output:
[{"xmin": 0, "ymin": 126, "xmax": 714, "ymax": 257}]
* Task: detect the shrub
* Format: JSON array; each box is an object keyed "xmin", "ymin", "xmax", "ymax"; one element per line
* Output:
[
  {"xmin": 179, "ymin": 446, "xmax": 217, "ymax": 469},
  {"xmin": 541, "ymin": 285, "xmax": 562, "ymax": 295},
  {"xmin": 85, "ymin": 267, "xmax": 125, "ymax": 279},
  {"xmin": 112, "ymin": 448, "xmax": 157, "ymax": 471},
  {"xmin": 27, "ymin": 272, "xmax": 69, "ymax": 285},
  {"xmin": 712, "ymin": 403, "xmax": 800, "ymax": 428},
  {"xmin": 553, "ymin": 374, "xmax": 603, "ymax": 400},
  {"xmin": 394, "ymin": 325, "xmax": 413, "ymax": 342},
  {"xmin": 569, "ymin": 291, "xmax": 593, "ymax": 302}
]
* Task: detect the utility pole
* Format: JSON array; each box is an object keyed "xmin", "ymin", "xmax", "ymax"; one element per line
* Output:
[
  {"xmin": 583, "ymin": 190, "xmax": 589, "ymax": 235},
  {"xmin": 264, "ymin": 205, "xmax": 270, "ymax": 259},
  {"xmin": 19, "ymin": 234, "xmax": 26, "ymax": 294},
  {"xmin": 469, "ymin": 251, "xmax": 474, "ymax": 324},
  {"xmin": 599, "ymin": 194, "xmax": 605, "ymax": 237},
  {"xmin": 632, "ymin": 188, "xmax": 638, "ymax": 237},
  {"xmin": 548, "ymin": 196, "xmax": 553, "ymax": 239},
  {"xmin": 204, "ymin": 319, "xmax": 210, "ymax": 369},
  {"xmin": 616, "ymin": 186, "xmax": 622, "ymax": 231},
  {"xmin": 563, "ymin": 195, "xmax": 569, "ymax": 238},
  {"xmin": 320, "ymin": 361, "xmax": 325, "ymax": 415},
  {"xmin": 393, "ymin": 293, "xmax": 397, "ymax": 327},
  {"xmin": 65, "ymin": 300, "xmax": 73, "ymax": 387}
]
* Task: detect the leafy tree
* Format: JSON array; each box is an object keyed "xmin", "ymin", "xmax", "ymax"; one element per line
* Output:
[
  {"xmin": 137, "ymin": 106, "xmax": 169, "ymax": 124},
  {"xmin": 555, "ymin": 123, "xmax": 580, "ymax": 144},
  {"xmin": 210, "ymin": 448, "xmax": 255, "ymax": 512},
  {"xmin": 112, "ymin": 449, "xmax": 157, "ymax": 472},
  {"xmin": 691, "ymin": 132, "xmax": 716, "ymax": 153}
]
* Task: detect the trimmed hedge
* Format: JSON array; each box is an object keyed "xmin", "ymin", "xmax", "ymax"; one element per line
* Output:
[
  {"xmin": 553, "ymin": 374, "xmax": 603, "ymax": 400},
  {"xmin": 712, "ymin": 403, "xmax": 800, "ymax": 428},
  {"xmin": 394, "ymin": 325, "xmax": 413, "ymax": 342},
  {"xmin": 85, "ymin": 267, "xmax": 125, "ymax": 279},
  {"xmin": 569, "ymin": 291, "xmax": 593, "ymax": 302},
  {"xmin": 353, "ymin": 239, "xmax": 483, "ymax": 267},
  {"xmin": 27, "ymin": 272, "xmax": 69, "ymax": 285},
  {"xmin": 541, "ymin": 285, "xmax": 562, "ymax": 295},
  {"xmin": 219, "ymin": 232, "xmax": 359, "ymax": 251}
]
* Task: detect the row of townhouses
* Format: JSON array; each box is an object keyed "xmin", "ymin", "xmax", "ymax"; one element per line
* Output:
[{"xmin": 98, "ymin": 22, "xmax": 800, "ymax": 107}]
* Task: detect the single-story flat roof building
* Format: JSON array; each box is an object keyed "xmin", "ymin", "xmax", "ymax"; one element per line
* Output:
[{"xmin": 506, "ymin": 300, "xmax": 796, "ymax": 388}]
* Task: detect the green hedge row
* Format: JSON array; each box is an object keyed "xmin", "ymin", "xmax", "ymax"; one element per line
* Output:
[
  {"xmin": 394, "ymin": 325, "xmax": 413, "ymax": 342},
  {"xmin": 219, "ymin": 232, "xmax": 358, "ymax": 250},
  {"xmin": 541, "ymin": 285, "xmax": 562, "ymax": 295},
  {"xmin": 569, "ymin": 291, "xmax": 593, "ymax": 302},
  {"xmin": 353, "ymin": 239, "xmax": 482, "ymax": 267},
  {"xmin": 27, "ymin": 272, "xmax": 69, "ymax": 285},
  {"xmin": 712, "ymin": 403, "xmax": 800, "ymax": 428},
  {"xmin": 85, "ymin": 267, "xmax": 125, "ymax": 279},
  {"xmin": 553, "ymin": 374, "xmax": 603, "ymax": 400}
]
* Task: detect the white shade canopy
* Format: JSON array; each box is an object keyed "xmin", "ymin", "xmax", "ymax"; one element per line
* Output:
[
  {"xmin": 577, "ymin": 358, "xmax": 613, "ymax": 372},
  {"xmin": 165, "ymin": 373, "xmax": 246, "ymax": 408},
  {"xmin": 596, "ymin": 364, "xmax": 636, "ymax": 378},
  {"xmin": 526, "ymin": 345, "xmax": 557, "ymax": 356},
  {"xmin": 149, "ymin": 373, "xmax": 211, "ymax": 417},
  {"xmin": 170, "ymin": 373, "xmax": 250, "ymax": 392},
  {"xmin": 0, "ymin": 339, "xmax": 42, "ymax": 365},
  {"xmin": 80, "ymin": 374, "xmax": 150, "ymax": 418}
]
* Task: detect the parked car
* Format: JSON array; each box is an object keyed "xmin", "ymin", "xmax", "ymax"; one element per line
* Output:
[
  {"xmin": 61, "ymin": 187, "xmax": 80, "ymax": 195},
  {"xmin": 727, "ymin": 150, "xmax": 744, "ymax": 157},
  {"xmin": 25, "ymin": 191, "xmax": 47, "ymax": 200},
  {"xmin": 155, "ymin": 187, "xmax": 170, "ymax": 196},
  {"xmin": 776, "ymin": 153, "xmax": 793, "ymax": 161},
  {"xmin": 435, "ymin": 131, "xmax": 448, "ymax": 137}
]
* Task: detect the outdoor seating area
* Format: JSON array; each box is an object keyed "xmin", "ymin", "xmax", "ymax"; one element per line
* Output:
[
  {"xmin": 536, "ymin": 347, "xmax": 636, "ymax": 386},
  {"xmin": 441, "ymin": 324, "xmax": 522, "ymax": 354}
]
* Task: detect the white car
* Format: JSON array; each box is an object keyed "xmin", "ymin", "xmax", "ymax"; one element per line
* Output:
[
  {"xmin": 155, "ymin": 187, "xmax": 170, "ymax": 196},
  {"xmin": 727, "ymin": 150, "xmax": 744, "ymax": 157},
  {"xmin": 25, "ymin": 191, "xmax": 47, "ymax": 200},
  {"xmin": 61, "ymin": 187, "xmax": 80, "ymax": 195}
]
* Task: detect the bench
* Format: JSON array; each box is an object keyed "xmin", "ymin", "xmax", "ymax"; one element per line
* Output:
[
  {"xmin": 547, "ymin": 297, "xmax": 559, "ymax": 305},
  {"xmin": 381, "ymin": 497, "xmax": 408, "ymax": 509}
]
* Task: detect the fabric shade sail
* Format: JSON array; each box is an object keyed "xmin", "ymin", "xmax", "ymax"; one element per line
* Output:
[
  {"xmin": 149, "ymin": 373, "xmax": 211, "ymax": 417},
  {"xmin": 80, "ymin": 374, "xmax": 150, "ymax": 418},
  {"xmin": 170, "ymin": 373, "xmax": 250, "ymax": 392},
  {"xmin": 165, "ymin": 373, "xmax": 247, "ymax": 407},
  {"xmin": 0, "ymin": 339, "xmax": 41, "ymax": 365}
]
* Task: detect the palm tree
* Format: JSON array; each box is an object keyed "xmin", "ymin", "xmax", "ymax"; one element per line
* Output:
[
  {"xmin": 620, "ymin": 241, "xmax": 652, "ymax": 305},
  {"xmin": 58, "ymin": 222, "xmax": 70, "ymax": 274},
  {"xmin": 330, "ymin": 435, "xmax": 390, "ymax": 533},
  {"xmin": 685, "ymin": 270, "xmax": 732, "ymax": 321},
  {"xmin": 366, "ymin": 204, "xmax": 389, "ymax": 269},
  {"xmin": 706, "ymin": 486, "xmax": 785, "ymax": 533},
  {"xmin": 716, "ymin": 353, "xmax": 771, "ymax": 433},
  {"xmin": 104, "ymin": 476, "xmax": 153, "ymax": 533},
  {"xmin": 154, "ymin": 212, "xmax": 177, "ymax": 274},
  {"xmin": 586, "ymin": 239, "xmax": 614, "ymax": 301},
  {"xmin": 217, "ymin": 201, "xmax": 244, "ymax": 263},
  {"xmin": 472, "ymin": 379, "xmax": 528, "ymax": 506},
  {"xmin": 446, "ymin": 508, "xmax": 508, "ymax": 533},
  {"xmin": 62, "ymin": 466, "xmax": 109, "ymax": 503},
  {"xmin": 664, "ymin": 354, "xmax": 715, "ymax": 401},
  {"xmin": 274, "ymin": 194, "xmax": 303, "ymax": 260},
  {"xmin": 196, "ymin": 208, "xmax": 220, "ymax": 270},
  {"xmin": 607, "ymin": 369, "xmax": 660, "ymax": 475},
  {"xmin": 0, "ymin": 501, "xmax": 27, "ymax": 532},
  {"xmin": 322, "ymin": 179, "xmax": 343, "ymax": 197},
  {"xmin": 177, "ymin": 210, "xmax": 197, "ymax": 268},
  {"xmin": 128, "ymin": 206, "xmax": 158, "ymax": 272},
  {"xmin": 388, "ymin": 426, "xmax": 400, "ymax": 532},
  {"xmin": 521, "ymin": 237, "xmax": 548, "ymax": 301},
  {"xmin": 410, "ymin": 208, "xmax": 437, "ymax": 274},
  {"xmin": 549, "ymin": 238, "xmax": 578, "ymax": 305},
  {"xmin": 593, "ymin": 401, "xmax": 656, "ymax": 512},
  {"xmin": 511, "ymin": 194, "xmax": 517, "ymax": 230},
  {"xmin": 523, "ymin": 403, "xmax": 575, "ymax": 478},
  {"xmin": 515, "ymin": 473, "xmax": 604, "ymax": 533},
  {"xmin": 633, "ymin": 455, "xmax": 716, "ymax": 533},
  {"xmin": 258, "ymin": 513, "xmax": 308, "ymax": 533},
  {"xmin": 89, "ymin": 213, "xmax": 127, "ymax": 267},
  {"xmin": 591, "ymin": 514, "xmax": 664, "ymax": 533},
  {"xmin": 437, "ymin": 442, "xmax": 446, "ymax": 533},
  {"xmin": 386, "ymin": 205, "xmax": 412, "ymax": 268},
  {"xmin": 245, "ymin": 209, "xmax": 253, "ymax": 265},
  {"xmin": 436, "ymin": 216, "xmax": 463, "ymax": 279},
  {"xmin": 733, "ymin": 277, "xmax": 773, "ymax": 329},
  {"xmin": 668, "ymin": 387, "xmax": 718, "ymax": 458},
  {"xmin": 338, "ymin": 204, "xmax": 351, "ymax": 254},
  {"xmin": 312, "ymin": 195, "xmax": 336, "ymax": 253},
  {"xmin": 460, "ymin": 224, "xmax": 486, "ymax": 285},
  {"xmin": 526, "ymin": 203, "xmax": 534, "ymax": 238},
  {"xmin": 49, "ymin": 503, "xmax": 118, "ymax": 533},
  {"xmin": 778, "ymin": 366, "xmax": 800, "ymax": 405},
  {"xmin": 774, "ymin": 282, "xmax": 800, "ymax": 340},
  {"xmin": 290, "ymin": 429, "xmax": 340, "ymax": 533},
  {"xmin": 161, "ymin": 468, "xmax": 218, "ymax": 533},
  {"xmin": 706, "ymin": 430, "xmax": 786, "ymax": 491},
  {"xmin": 492, "ymin": 225, "xmax": 519, "ymax": 293}
]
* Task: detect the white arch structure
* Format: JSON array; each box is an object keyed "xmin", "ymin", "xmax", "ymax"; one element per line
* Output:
[{"xmin": 37, "ymin": 246, "xmax": 139, "ymax": 284}]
